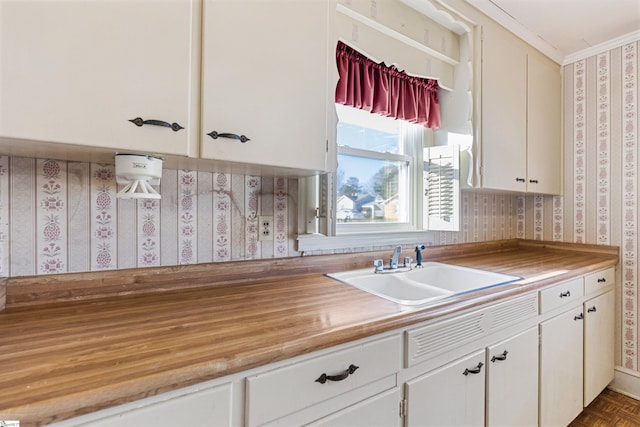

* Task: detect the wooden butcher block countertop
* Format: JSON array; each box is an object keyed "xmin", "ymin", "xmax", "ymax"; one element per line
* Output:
[{"xmin": 0, "ymin": 239, "xmax": 618, "ymax": 426}]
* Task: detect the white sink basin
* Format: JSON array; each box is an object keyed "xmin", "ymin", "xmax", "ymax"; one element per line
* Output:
[{"xmin": 327, "ymin": 262, "xmax": 522, "ymax": 306}]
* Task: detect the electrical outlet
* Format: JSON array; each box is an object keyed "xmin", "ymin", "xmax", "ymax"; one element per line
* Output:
[{"xmin": 259, "ymin": 215, "xmax": 274, "ymax": 241}]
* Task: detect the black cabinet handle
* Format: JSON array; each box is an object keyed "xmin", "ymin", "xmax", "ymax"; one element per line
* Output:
[
  {"xmin": 315, "ymin": 364, "xmax": 359, "ymax": 384},
  {"xmin": 588, "ymin": 306, "xmax": 597, "ymax": 313},
  {"xmin": 463, "ymin": 362, "xmax": 484, "ymax": 376},
  {"xmin": 129, "ymin": 117, "xmax": 183, "ymax": 132},
  {"xmin": 207, "ymin": 131, "xmax": 250, "ymax": 143},
  {"xmin": 560, "ymin": 290, "xmax": 571, "ymax": 298},
  {"xmin": 529, "ymin": 179, "xmax": 539, "ymax": 184},
  {"xmin": 597, "ymin": 278, "xmax": 607, "ymax": 283},
  {"xmin": 574, "ymin": 313, "xmax": 584, "ymax": 320},
  {"xmin": 515, "ymin": 177, "xmax": 526, "ymax": 183},
  {"xmin": 491, "ymin": 350, "xmax": 509, "ymax": 363}
]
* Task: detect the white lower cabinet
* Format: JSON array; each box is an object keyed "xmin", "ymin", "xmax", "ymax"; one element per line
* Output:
[
  {"xmin": 245, "ymin": 334, "xmax": 401, "ymax": 426},
  {"xmin": 584, "ymin": 290, "xmax": 615, "ymax": 406},
  {"xmin": 405, "ymin": 350, "xmax": 486, "ymax": 426},
  {"xmin": 539, "ymin": 305, "xmax": 585, "ymax": 427},
  {"xmin": 309, "ymin": 388, "xmax": 401, "ymax": 427},
  {"xmin": 485, "ymin": 327, "xmax": 538, "ymax": 427},
  {"xmin": 52, "ymin": 381, "xmax": 232, "ymax": 427},
  {"xmin": 403, "ymin": 328, "xmax": 539, "ymax": 427}
]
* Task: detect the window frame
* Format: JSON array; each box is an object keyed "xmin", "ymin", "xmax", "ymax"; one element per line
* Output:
[{"xmin": 335, "ymin": 111, "xmax": 426, "ymax": 235}]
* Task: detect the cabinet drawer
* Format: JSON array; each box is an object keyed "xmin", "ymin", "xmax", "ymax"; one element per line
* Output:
[
  {"xmin": 584, "ymin": 267, "xmax": 615, "ymax": 295},
  {"xmin": 53, "ymin": 382, "xmax": 232, "ymax": 427},
  {"xmin": 539, "ymin": 277, "xmax": 583, "ymax": 313},
  {"xmin": 246, "ymin": 335, "xmax": 401, "ymax": 426}
]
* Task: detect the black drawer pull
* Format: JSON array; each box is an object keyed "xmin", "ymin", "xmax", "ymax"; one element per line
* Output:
[
  {"xmin": 315, "ymin": 364, "xmax": 359, "ymax": 384},
  {"xmin": 515, "ymin": 177, "xmax": 526, "ymax": 183},
  {"xmin": 463, "ymin": 362, "xmax": 484, "ymax": 376},
  {"xmin": 529, "ymin": 179, "xmax": 539, "ymax": 184},
  {"xmin": 588, "ymin": 306, "xmax": 597, "ymax": 313},
  {"xmin": 129, "ymin": 117, "xmax": 183, "ymax": 132},
  {"xmin": 574, "ymin": 313, "xmax": 584, "ymax": 321},
  {"xmin": 491, "ymin": 350, "xmax": 509, "ymax": 363},
  {"xmin": 560, "ymin": 290, "xmax": 571, "ymax": 298},
  {"xmin": 597, "ymin": 278, "xmax": 607, "ymax": 283},
  {"xmin": 207, "ymin": 131, "xmax": 250, "ymax": 143}
]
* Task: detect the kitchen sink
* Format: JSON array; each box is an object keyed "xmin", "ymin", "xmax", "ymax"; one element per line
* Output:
[{"xmin": 326, "ymin": 262, "xmax": 522, "ymax": 306}]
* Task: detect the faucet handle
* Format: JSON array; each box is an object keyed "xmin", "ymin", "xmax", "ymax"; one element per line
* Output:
[
  {"xmin": 404, "ymin": 256, "xmax": 413, "ymax": 268},
  {"xmin": 373, "ymin": 259, "xmax": 384, "ymax": 272}
]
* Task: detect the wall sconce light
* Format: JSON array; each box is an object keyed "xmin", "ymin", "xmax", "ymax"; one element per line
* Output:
[{"xmin": 114, "ymin": 153, "xmax": 163, "ymax": 199}]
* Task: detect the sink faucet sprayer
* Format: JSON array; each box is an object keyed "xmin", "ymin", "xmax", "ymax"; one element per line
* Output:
[{"xmin": 415, "ymin": 245, "xmax": 426, "ymax": 267}]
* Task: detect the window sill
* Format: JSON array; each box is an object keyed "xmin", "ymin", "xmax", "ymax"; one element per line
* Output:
[{"xmin": 297, "ymin": 230, "xmax": 434, "ymax": 252}]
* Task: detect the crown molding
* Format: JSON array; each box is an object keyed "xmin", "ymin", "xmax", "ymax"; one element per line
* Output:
[
  {"xmin": 464, "ymin": 0, "xmax": 640, "ymax": 65},
  {"xmin": 464, "ymin": 0, "xmax": 565, "ymax": 64},
  {"xmin": 563, "ymin": 30, "xmax": 640, "ymax": 65}
]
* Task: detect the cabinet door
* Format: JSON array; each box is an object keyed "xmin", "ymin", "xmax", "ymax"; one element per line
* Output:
[
  {"xmin": 486, "ymin": 327, "xmax": 538, "ymax": 427},
  {"xmin": 540, "ymin": 307, "xmax": 584, "ymax": 427},
  {"xmin": 309, "ymin": 388, "xmax": 401, "ymax": 427},
  {"xmin": 527, "ymin": 51, "xmax": 562, "ymax": 195},
  {"xmin": 0, "ymin": 0, "xmax": 197, "ymax": 156},
  {"xmin": 481, "ymin": 24, "xmax": 527, "ymax": 192},
  {"xmin": 405, "ymin": 350, "xmax": 485, "ymax": 427},
  {"xmin": 584, "ymin": 290, "xmax": 615, "ymax": 406},
  {"xmin": 201, "ymin": 0, "xmax": 328, "ymax": 172}
]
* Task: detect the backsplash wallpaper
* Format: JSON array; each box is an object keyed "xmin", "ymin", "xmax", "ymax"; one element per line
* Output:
[
  {"xmin": 0, "ymin": 157, "xmax": 296, "ymax": 277},
  {"xmin": 0, "ymin": 155, "xmax": 541, "ymax": 279}
]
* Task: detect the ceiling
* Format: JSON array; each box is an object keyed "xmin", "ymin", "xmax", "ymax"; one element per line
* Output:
[{"xmin": 466, "ymin": 0, "xmax": 640, "ymax": 64}]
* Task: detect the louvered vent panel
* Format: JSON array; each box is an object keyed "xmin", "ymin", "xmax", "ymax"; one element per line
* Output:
[
  {"xmin": 489, "ymin": 294, "xmax": 539, "ymax": 330},
  {"xmin": 405, "ymin": 293, "xmax": 539, "ymax": 368},
  {"xmin": 406, "ymin": 313, "xmax": 485, "ymax": 367}
]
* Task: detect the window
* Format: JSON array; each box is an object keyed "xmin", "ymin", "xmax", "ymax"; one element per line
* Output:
[
  {"xmin": 335, "ymin": 104, "xmax": 425, "ymax": 233},
  {"xmin": 297, "ymin": 0, "xmax": 473, "ymax": 252}
]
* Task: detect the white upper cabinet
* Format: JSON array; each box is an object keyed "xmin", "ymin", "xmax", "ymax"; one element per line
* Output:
[
  {"xmin": 527, "ymin": 50, "xmax": 562, "ymax": 195},
  {"xmin": 0, "ymin": 0, "xmax": 199, "ymax": 157},
  {"xmin": 200, "ymin": 0, "xmax": 329, "ymax": 173},
  {"xmin": 480, "ymin": 24, "xmax": 562, "ymax": 194},
  {"xmin": 481, "ymin": 24, "xmax": 528, "ymax": 193}
]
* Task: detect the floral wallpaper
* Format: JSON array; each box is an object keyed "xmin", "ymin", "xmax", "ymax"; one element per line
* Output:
[
  {"xmin": 534, "ymin": 41, "xmax": 638, "ymax": 372},
  {"xmin": 0, "ymin": 157, "xmax": 296, "ymax": 276},
  {"xmin": 0, "ymin": 154, "xmax": 529, "ymax": 277}
]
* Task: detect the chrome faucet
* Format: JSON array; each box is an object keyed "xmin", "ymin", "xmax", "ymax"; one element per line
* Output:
[
  {"xmin": 390, "ymin": 245, "xmax": 402, "ymax": 269},
  {"xmin": 373, "ymin": 246, "xmax": 412, "ymax": 273}
]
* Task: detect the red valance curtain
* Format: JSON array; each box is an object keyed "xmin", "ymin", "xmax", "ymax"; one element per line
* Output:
[{"xmin": 335, "ymin": 41, "xmax": 441, "ymax": 129}]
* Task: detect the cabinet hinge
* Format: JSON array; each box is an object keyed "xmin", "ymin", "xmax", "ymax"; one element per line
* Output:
[{"xmin": 400, "ymin": 399, "xmax": 407, "ymax": 417}]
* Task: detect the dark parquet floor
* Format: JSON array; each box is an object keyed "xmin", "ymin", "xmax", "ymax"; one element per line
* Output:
[{"xmin": 569, "ymin": 388, "xmax": 640, "ymax": 426}]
